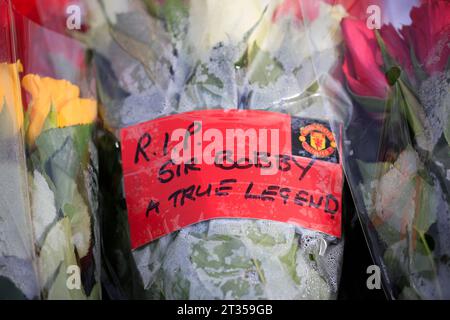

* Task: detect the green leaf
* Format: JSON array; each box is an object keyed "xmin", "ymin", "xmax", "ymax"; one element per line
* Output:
[
  {"xmin": 23, "ymin": 110, "xmax": 30, "ymax": 134},
  {"xmin": 192, "ymin": 236, "xmax": 252, "ymax": 271},
  {"xmin": 142, "ymin": 0, "xmax": 160, "ymax": 17},
  {"xmin": 234, "ymin": 6, "xmax": 269, "ymax": 70},
  {"xmin": 386, "ymin": 67, "xmax": 401, "ymax": 86},
  {"xmin": 191, "ymin": 64, "xmax": 224, "ymax": 90},
  {"xmin": 41, "ymin": 103, "xmax": 57, "ymax": 133},
  {"xmin": 47, "ymin": 263, "xmax": 87, "ymax": 300},
  {"xmin": 180, "ymin": 59, "xmax": 236, "ymax": 109},
  {"xmin": 376, "ymin": 83, "xmax": 414, "ymax": 163},
  {"xmin": 188, "ymin": 232, "xmax": 266, "ymax": 299},
  {"xmin": 166, "ymin": 269, "xmax": 190, "ymax": 300},
  {"xmin": 399, "ymin": 286, "xmax": 421, "ymax": 299},
  {"xmin": 33, "ymin": 124, "xmax": 94, "ymax": 260},
  {"xmin": 408, "ymin": 177, "xmax": 439, "ymax": 293},
  {"xmin": 247, "ymin": 42, "xmax": 284, "ymax": 86},
  {"xmin": 63, "ymin": 191, "xmax": 92, "ymax": 258},
  {"xmin": 374, "ymin": 30, "xmax": 397, "ymax": 73},
  {"xmin": 383, "ymin": 240, "xmax": 409, "ymax": 288},
  {"xmin": 160, "ymin": 0, "xmax": 188, "ymax": 37},
  {"xmin": 397, "ymin": 80, "xmax": 427, "ymax": 138},
  {"xmin": 356, "ymin": 160, "xmax": 382, "ymax": 184},
  {"xmin": 142, "ymin": 0, "xmax": 188, "ymax": 37},
  {"xmin": 220, "ymin": 278, "xmax": 251, "ymax": 298},
  {"xmin": 0, "ymin": 100, "xmax": 14, "ymax": 138},
  {"xmin": 413, "ymin": 176, "xmax": 437, "ymax": 234},
  {"xmin": 87, "ymin": 283, "xmax": 101, "ymax": 300},
  {"xmin": 39, "ymin": 218, "xmax": 79, "ymax": 295},
  {"xmin": 306, "ymin": 81, "xmax": 319, "ymax": 94},
  {"xmin": 35, "ymin": 125, "xmax": 92, "ymax": 167},
  {"xmin": 42, "ymin": 139, "xmax": 79, "ymax": 210},
  {"xmin": 280, "ymin": 238, "xmax": 301, "ymax": 285},
  {"xmin": 374, "ymin": 30, "xmax": 413, "ymax": 87}
]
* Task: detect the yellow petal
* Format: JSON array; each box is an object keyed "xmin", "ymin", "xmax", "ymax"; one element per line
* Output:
[
  {"xmin": 0, "ymin": 88, "xmax": 5, "ymax": 112},
  {"xmin": 22, "ymin": 75, "xmax": 82, "ymax": 144},
  {"xmin": 21, "ymin": 74, "xmax": 42, "ymax": 99},
  {"xmin": 0, "ymin": 61, "xmax": 24, "ymax": 130},
  {"xmin": 26, "ymin": 97, "xmax": 52, "ymax": 145},
  {"xmin": 22, "ymin": 75, "xmax": 80, "ymax": 111},
  {"xmin": 43, "ymin": 77, "xmax": 80, "ymax": 112},
  {"xmin": 57, "ymin": 98, "xmax": 97, "ymax": 128},
  {"xmin": 23, "ymin": 75, "xmax": 51, "ymax": 145}
]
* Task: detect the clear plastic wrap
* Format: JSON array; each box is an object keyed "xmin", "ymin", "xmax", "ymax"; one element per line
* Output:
[
  {"xmin": 318, "ymin": 0, "xmax": 450, "ymax": 299},
  {"xmin": 1, "ymin": 0, "xmax": 101, "ymax": 299},
  {"xmin": 88, "ymin": 0, "xmax": 348, "ymax": 299},
  {"xmin": 0, "ymin": 0, "xmax": 39, "ymax": 300}
]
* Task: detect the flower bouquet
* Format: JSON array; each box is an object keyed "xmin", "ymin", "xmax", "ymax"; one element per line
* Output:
[
  {"xmin": 85, "ymin": 0, "xmax": 351, "ymax": 300},
  {"xmin": 1, "ymin": 0, "xmax": 100, "ymax": 299},
  {"xmin": 332, "ymin": 0, "xmax": 450, "ymax": 299},
  {"xmin": 0, "ymin": 1, "xmax": 39, "ymax": 299}
]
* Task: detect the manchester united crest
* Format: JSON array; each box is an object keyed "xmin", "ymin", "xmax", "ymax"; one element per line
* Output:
[
  {"xmin": 299, "ymin": 123, "xmax": 336, "ymax": 158},
  {"xmin": 291, "ymin": 118, "xmax": 339, "ymax": 163}
]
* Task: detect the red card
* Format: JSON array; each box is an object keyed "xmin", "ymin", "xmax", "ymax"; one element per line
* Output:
[{"xmin": 121, "ymin": 110, "xmax": 343, "ymax": 249}]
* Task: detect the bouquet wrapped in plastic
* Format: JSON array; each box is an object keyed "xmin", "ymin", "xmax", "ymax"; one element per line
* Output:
[
  {"xmin": 0, "ymin": 0, "xmax": 39, "ymax": 299},
  {"xmin": 1, "ymin": 0, "xmax": 101, "ymax": 299},
  {"xmin": 86, "ymin": 0, "xmax": 349, "ymax": 299},
  {"xmin": 324, "ymin": 0, "xmax": 450, "ymax": 299}
]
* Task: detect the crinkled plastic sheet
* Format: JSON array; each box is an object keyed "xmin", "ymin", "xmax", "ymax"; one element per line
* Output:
[
  {"xmin": 318, "ymin": 0, "xmax": 450, "ymax": 300},
  {"xmin": 0, "ymin": 0, "xmax": 39, "ymax": 299},
  {"xmin": 1, "ymin": 0, "xmax": 101, "ymax": 299},
  {"xmin": 90, "ymin": 0, "xmax": 347, "ymax": 299}
]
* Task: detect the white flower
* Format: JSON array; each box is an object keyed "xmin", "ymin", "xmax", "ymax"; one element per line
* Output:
[
  {"xmin": 308, "ymin": 3, "xmax": 347, "ymax": 53},
  {"xmin": 187, "ymin": 0, "xmax": 270, "ymax": 60},
  {"xmin": 251, "ymin": 2, "xmax": 346, "ymax": 52}
]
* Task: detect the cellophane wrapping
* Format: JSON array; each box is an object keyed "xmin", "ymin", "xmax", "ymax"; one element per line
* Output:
[{"xmin": 88, "ymin": 0, "xmax": 348, "ymax": 300}]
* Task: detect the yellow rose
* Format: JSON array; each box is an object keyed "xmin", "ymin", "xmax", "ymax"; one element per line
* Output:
[
  {"xmin": 57, "ymin": 98, "xmax": 97, "ymax": 128},
  {"xmin": 0, "ymin": 61, "xmax": 24, "ymax": 130},
  {"xmin": 22, "ymin": 74, "xmax": 97, "ymax": 145}
]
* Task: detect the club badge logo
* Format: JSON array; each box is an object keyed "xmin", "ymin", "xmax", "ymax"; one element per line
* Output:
[
  {"xmin": 299, "ymin": 123, "xmax": 337, "ymax": 158},
  {"xmin": 298, "ymin": 123, "xmax": 336, "ymax": 158},
  {"xmin": 290, "ymin": 117, "xmax": 339, "ymax": 163}
]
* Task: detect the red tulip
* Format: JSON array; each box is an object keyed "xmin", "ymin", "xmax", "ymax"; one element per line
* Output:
[
  {"xmin": 1, "ymin": 0, "xmax": 88, "ymax": 110},
  {"xmin": 0, "ymin": 0, "xmax": 88, "ymax": 77},
  {"xmin": 379, "ymin": 24, "xmax": 414, "ymax": 79},
  {"xmin": 13, "ymin": 13, "xmax": 86, "ymax": 78},
  {"xmin": 341, "ymin": 18, "xmax": 389, "ymax": 99},
  {"xmin": 401, "ymin": 0, "xmax": 450, "ymax": 75},
  {"xmin": 0, "ymin": 1, "xmax": 8, "ymax": 28},
  {"xmin": 341, "ymin": 16, "xmax": 415, "ymax": 99}
]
